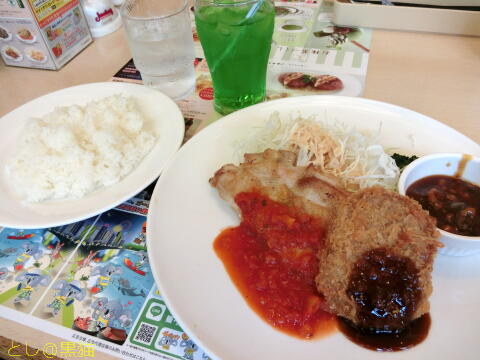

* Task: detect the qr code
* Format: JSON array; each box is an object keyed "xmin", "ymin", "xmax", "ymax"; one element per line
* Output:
[{"xmin": 134, "ymin": 322, "xmax": 158, "ymax": 345}]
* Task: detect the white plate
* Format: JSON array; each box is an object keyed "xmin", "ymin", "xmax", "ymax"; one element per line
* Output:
[
  {"xmin": 0, "ymin": 82, "xmax": 184, "ymax": 229},
  {"xmin": 147, "ymin": 96, "xmax": 480, "ymax": 360}
]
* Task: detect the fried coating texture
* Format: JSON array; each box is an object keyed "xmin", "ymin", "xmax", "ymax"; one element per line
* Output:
[{"xmin": 316, "ymin": 187, "xmax": 441, "ymax": 331}]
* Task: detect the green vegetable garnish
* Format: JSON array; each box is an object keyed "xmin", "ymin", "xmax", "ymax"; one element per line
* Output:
[
  {"xmin": 392, "ymin": 153, "xmax": 418, "ymax": 170},
  {"xmin": 302, "ymin": 74, "xmax": 313, "ymax": 84}
]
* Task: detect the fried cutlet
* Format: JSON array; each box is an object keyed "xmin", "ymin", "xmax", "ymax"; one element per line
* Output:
[
  {"xmin": 316, "ymin": 187, "xmax": 442, "ymax": 332},
  {"xmin": 209, "ymin": 149, "xmax": 347, "ymax": 223}
]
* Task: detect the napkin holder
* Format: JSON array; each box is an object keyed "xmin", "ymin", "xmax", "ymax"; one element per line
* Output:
[{"xmin": 332, "ymin": 0, "xmax": 480, "ymax": 36}]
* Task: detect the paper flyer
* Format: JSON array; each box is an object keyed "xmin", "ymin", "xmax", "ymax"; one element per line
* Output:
[{"xmin": 0, "ymin": 189, "xmax": 213, "ymax": 360}]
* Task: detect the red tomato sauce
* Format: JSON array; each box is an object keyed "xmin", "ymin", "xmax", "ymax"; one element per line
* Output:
[{"xmin": 214, "ymin": 191, "xmax": 336, "ymax": 339}]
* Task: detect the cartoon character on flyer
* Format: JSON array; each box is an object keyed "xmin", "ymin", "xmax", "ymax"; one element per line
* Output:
[
  {"xmin": 50, "ymin": 242, "xmax": 64, "ymax": 261},
  {"xmin": 47, "ymin": 280, "xmax": 86, "ymax": 316},
  {"xmin": 14, "ymin": 269, "xmax": 50, "ymax": 304},
  {"xmin": 13, "ymin": 242, "xmax": 43, "ymax": 271},
  {"xmin": 133, "ymin": 221, "xmax": 147, "ymax": 247},
  {"xmin": 90, "ymin": 264, "xmax": 122, "ymax": 294},
  {"xmin": 47, "ymin": 242, "xmax": 64, "ymax": 270},
  {"xmin": 77, "ymin": 250, "xmax": 96, "ymax": 269},
  {"xmin": 124, "ymin": 251, "xmax": 148, "ymax": 276},
  {"xmin": 180, "ymin": 333, "xmax": 199, "ymax": 360},
  {"xmin": 158, "ymin": 331, "xmax": 179, "ymax": 350},
  {"xmin": 91, "ymin": 297, "xmax": 132, "ymax": 331},
  {"xmin": 135, "ymin": 251, "xmax": 149, "ymax": 270}
]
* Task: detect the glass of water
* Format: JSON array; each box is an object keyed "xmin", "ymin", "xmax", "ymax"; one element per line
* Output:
[{"xmin": 121, "ymin": 0, "xmax": 195, "ymax": 100}]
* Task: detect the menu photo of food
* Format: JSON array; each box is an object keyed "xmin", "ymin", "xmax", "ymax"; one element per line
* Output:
[
  {"xmin": 278, "ymin": 19, "xmax": 307, "ymax": 33},
  {"xmin": 275, "ymin": 5, "xmax": 300, "ymax": 17},
  {"xmin": 1, "ymin": 44, "xmax": 22, "ymax": 61},
  {"xmin": 15, "ymin": 27, "xmax": 36, "ymax": 43},
  {"xmin": 25, "ymin": 46, "xmax": 47, "ymax": 63},
  {"xmin": 267, "ymin": 70, "xmax": 362, "ymax": 97},
  {"xmin": 279, "ymin": 72, "xmax": 343, "ymax": 91},
  {"xmin": 195, "ymin": 73, "xmax": 213, "ymax": 100},
  {"xmin": 45, "ymin": 26, "xmax": 57, "ymax": 41},
  {"xmin": 51, "ymin": 43, "xmax": 63, "ymax": 58},
  {"xmin": 311, "ymin": 25, "xmax": 369, "ymax": 52},
  {"xmin": 73, "ymin": 7, "xmax": 81, "ymax": 25},
  {"xmin": 0, "ymin": 25, "xmax": 12, "ymax": 42}
]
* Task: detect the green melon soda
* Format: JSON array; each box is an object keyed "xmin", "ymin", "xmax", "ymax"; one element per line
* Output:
[{"xmin": 195, "ymin": 0, "xmax": 275, "ymax": 115}]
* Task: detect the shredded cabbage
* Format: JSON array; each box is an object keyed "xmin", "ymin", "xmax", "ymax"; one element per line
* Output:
[{"xmin": 236, "ymin": 112, "xmax": 400, "ymax": 191}]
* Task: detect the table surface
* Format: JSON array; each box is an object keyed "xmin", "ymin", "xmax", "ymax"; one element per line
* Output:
[
  {"xmin": 1, "ymin": 27, "xmax": 479, "ymax": 143},
  {"xmin": 0, "ymin": 22, "xmax": 479, "ymax": 360}
]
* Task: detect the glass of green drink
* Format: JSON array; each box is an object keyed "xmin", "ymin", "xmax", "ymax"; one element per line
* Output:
[{"xmin": 194, "ymin": 0, "xmax": 275, "ymax": 115}]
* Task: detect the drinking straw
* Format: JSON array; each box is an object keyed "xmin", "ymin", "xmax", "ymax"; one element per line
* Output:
[
  {"xmin": 246, "ymin": 0, "xmax": 263, "ymax": 19},
  {"xmin": 210, "ymin": 0, "xmax": 265, "ymax": 73}
]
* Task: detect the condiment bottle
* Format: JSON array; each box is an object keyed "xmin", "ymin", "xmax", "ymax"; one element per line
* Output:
[{"xmin": 80, "ymin": 0, "xmax": 122, "ymax": 38}]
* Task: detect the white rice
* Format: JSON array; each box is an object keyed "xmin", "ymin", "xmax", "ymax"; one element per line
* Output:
[{"xmin": 6, "ymin": 94, "xmax": 156, "ymax": 202}]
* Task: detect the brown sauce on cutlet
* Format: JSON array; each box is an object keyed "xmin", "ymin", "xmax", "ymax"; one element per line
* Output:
[
  {"xmin": 347, "ymin": 248, "xmax": 422, "ymax": 331},
  {"xmin": 341, "ymin": 248, "xmax": 430, "ymax": 351},
  {"xmin": 337, "ymin": 314, "xmax": 431, "ymax": 352}
]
